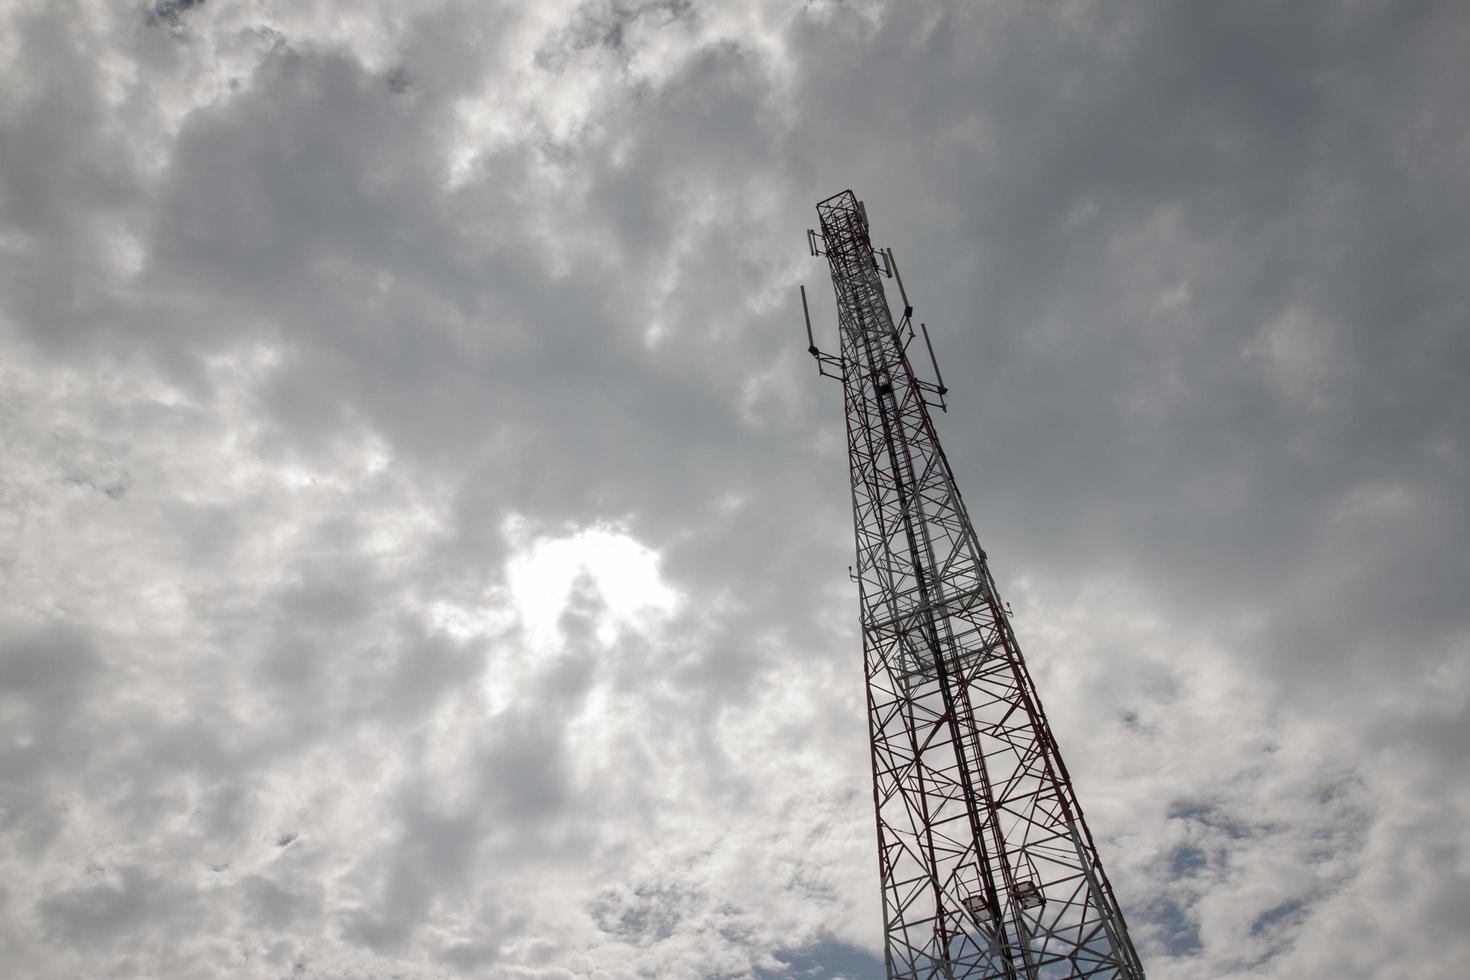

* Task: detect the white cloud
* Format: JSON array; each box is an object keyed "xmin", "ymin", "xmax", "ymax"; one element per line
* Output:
[
  {"xmin": 505, "ymin": 519, "xmax": 679, "ymax": 648},
  {"xmin": 2, "ymin": 1, "xmax": 1467, "ymax": 978}
]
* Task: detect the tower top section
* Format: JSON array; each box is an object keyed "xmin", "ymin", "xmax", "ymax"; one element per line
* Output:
[
  {"xmin": 799, "ymin": 190, "xmax": 943, "ymax": 404},
  {"xmin": 815, "ymin": 189, "xmax": 874, "ymax": 267}
]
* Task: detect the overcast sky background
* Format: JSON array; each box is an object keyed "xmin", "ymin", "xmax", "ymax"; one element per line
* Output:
[{"xmin": 2, "ymin": 2, "xmax": 1467, "ymax": 978}]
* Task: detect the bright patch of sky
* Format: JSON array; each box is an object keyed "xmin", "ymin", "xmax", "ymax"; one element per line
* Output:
[{"xmin": 506, "ymin": 519, "xmax": 678, "ymax": 648}]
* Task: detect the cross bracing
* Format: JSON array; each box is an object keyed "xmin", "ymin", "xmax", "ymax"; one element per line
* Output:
[{"xmin": 803, "ymin": 190, "xmax": 1146, "ymax": 980}]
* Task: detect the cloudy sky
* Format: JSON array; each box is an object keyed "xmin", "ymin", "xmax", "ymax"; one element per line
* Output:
[{"xmin": 2, "ymin": 1, "xmax": 1467, "ymax": 978}]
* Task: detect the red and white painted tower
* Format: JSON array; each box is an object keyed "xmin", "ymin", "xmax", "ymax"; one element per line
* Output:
[{"xmin": 801, "ymin": 190, "xmax": 1145, "ymax": 980}]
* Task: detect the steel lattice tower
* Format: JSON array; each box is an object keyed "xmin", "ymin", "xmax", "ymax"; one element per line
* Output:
[{"xmin": 799, "ymin": 191, "xmax": 1146, "ymax": 980}]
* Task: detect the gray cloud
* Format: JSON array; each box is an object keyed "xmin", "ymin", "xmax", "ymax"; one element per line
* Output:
[{"xmin": 1, "ymin": 1, "xmax": 1466, "ymax": 978}]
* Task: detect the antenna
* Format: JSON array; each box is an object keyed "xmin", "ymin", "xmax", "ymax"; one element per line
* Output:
[
  {"xmin": 800, "ymin": 284, "xmax": 817, "ymax": 354},
  {"xmin": 887, "ymin": 248, "xmax": 913, "ymax": 321},
  {"xmin": 797, "ymin": 283, "xmax": 844, "ymax": 381},
  {"xmin": 920, "ymin": 321, "xmax": 947, "ymax": 395}
]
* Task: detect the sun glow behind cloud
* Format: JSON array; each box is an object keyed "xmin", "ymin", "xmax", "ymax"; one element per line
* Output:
[{"xmin": 505, "ymin": 519, "xmax": 678, "ymax": 648}]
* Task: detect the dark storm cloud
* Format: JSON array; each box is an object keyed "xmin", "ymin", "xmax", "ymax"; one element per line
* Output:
[
  {"xmin": 1, "ymin": 1, "xmax": 1466, "ymax": 978},
  {"xmin": 778, "ymin": 2, "xmax": 1470, "ymax": 707}
]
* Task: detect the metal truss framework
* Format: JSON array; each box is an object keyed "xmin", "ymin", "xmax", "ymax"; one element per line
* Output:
[{"xmin": 802, "ymin": 190, "xmax": 1146, "ymax": 980}]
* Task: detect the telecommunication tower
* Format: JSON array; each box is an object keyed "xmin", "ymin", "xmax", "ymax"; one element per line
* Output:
[{"xmin": 799, "ymin": 191, "xmax": 1146, "ymax": 979}]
